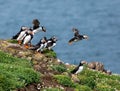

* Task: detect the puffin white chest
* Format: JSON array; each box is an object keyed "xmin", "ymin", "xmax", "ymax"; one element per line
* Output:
[
  {"xmin": 75, "ymin": 66, "xmax": 83, "ymax": 74},
  {"xmin": 23, "ymin": 35, "xmax": 32, "ymax": 44}
]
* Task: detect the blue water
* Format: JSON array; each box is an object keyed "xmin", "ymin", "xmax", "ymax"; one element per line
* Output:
[{"xmin": 0, "ymin": 0, "xmax": 120, "ymax": 73}]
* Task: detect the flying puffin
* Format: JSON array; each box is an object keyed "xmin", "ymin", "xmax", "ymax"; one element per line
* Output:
[
  {"xmin": 71, "ymin": 61, "xmax": 84, "ymax": 74},
  {"xmin": 68, "ymin": 28, "xmax": 88, "ymax": 45}
]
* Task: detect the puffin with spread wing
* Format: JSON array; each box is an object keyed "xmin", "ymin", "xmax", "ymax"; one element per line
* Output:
[{"xmin": 68, "ymin": 28, "xmax": 88, "ymax": 45}]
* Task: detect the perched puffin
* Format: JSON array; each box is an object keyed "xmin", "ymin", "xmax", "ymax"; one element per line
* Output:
[
  {"xmin": 12, "ymin": 26, "xmax": 28, "ymax": 40},
  {"xmin": 68, "ymin": 28, "xmax": 88, "ymax": 45},
  {"xmin": 23, "ymin": 26, "xmax": 46, "ymax": 48},
  {"xmin": 71, "ymin": 61, "xmax": 84, "ymax": 74},
  {"xmin": 22, "ymin": 19, "xmax": 46, "ymax": 48},
  {"xmin": 46, "ymin": 36, "xmax": 57, "ymax": 50},
  {"xmin": 16, "ymin": 27, "xmax": 30, "ymax": 44},
  {"xmin": 12, "ymin": 19, "xmax": 46, "ymax": 46},
  {"xmin": 33, "ymin": 37, "xmax": 47, "ymax": 52}
]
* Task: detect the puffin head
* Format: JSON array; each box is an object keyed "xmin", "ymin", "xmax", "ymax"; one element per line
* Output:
[
  {"xmin": 41, "ymin": 37, "xmax": 47, "ymax": 43},
  {"xmin": 32, "ymin": 19, "xmax": 40, "ymax": 26},
  {"xmin": 51, "ymin": 36, "xmax": 57, "ymax": 42},
  {"xmin": 72, "ymin": 28, "xmax": 79, "ymax": 33},
  {"xmin": 79, "ymin": 60, "xmax": 88, "ymax": 66},
  {"xmin": 83, "ymin": 35, "xmax": 89, "ymax": 40}
]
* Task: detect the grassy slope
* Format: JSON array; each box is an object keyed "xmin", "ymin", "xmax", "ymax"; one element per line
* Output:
[
  {"xmin": 1, "ymin": 50, "xmax": 120, "ymax": 91},
  {"xmin": 0, "ymin": 51, "xmax": 40, "ymax": 91},
  {"xmin": 0, "ymin": 40, "xmax": 120, "ymax": 91}
]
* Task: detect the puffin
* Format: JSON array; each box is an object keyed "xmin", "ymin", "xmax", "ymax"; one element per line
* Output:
[
  {"xmin": 22, "ymin": 26, "xmax": 46, "ymax": 48},
  {"xmin": 22, "ymin": 19, "xmax": 46, "ymax": 48},
  {"xmin": 29, "ymin": 36, "xmax": 47, "ymax": 51},
  {"xmin": 71, "ymin": 61, "xmax": 84, "ymax": 74},
  {"xmin": 12, "ymin": 26, "xmax": 28, "ymax": 40},
  {"xmin": 35, "ymin": 37, "xmax": 48, "ymax": 52},
  {"xmin": 16, "ymin": 27, "xmax": 30, "ymax": 44},
  {"xmin": 68, "ymin": 28, "xmax": 88, "ymax": 45},
  {"xmin": 46, "ymin": 36, "xmax": 57, "ymax": 50}
]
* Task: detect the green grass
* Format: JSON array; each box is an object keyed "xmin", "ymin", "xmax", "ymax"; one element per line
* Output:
[
  {"xmin": 0, "ymin": 51, "xmax": 40, "ymax": 91},
  {"xmin": 7, "ymin": 39, "xmax": 18, "ymax": 44},
  {"xmin": 54, "ymin": 66, "xmax": 120, "ymax": 91},
  {"xmin": 54, "ymin": 75, "xmax": 75, "ymax": 87},
  {"xmin": 43, "ymin": 49, "xmax": 57, "ymax": 58},
  {"xmin": 54, "ymin": 75, "xmax": 92, "ymax": 90},
  {"xmin": 77, "ymin": 67, "xmax": 120, "ymax": 91},
  {"xmin": 51, "ymin": 64, "xmax": 67, "ymax": 73}
]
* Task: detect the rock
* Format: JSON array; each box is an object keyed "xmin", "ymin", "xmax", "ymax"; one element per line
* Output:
[
  {"xmin": 81, "ymin": 60, "xmax": 88, "ymax": 64},
  {"xmin": 65, "ymin": 63, "xmax": 72, "ymax": 68},
  {"xmin": 26, "ymin": 57, "xmax": 32, "ymax": 61},
  {"xmin": 106, "ymin": 70, "xmax": 112, "ymax": 75},
  {"xmin": 33, "ymin": 53, "xmax": 44, "ymax": 61},
  {"xmin": 7, "ymin": 44, "xmax": 23, "ymax": 50},
  {"xmin": 32, "ymin": 60, "xmax": 38, "ymax": 65},
  {"xmin": 17, "ymin": 51, "xmax": 25, "ymax": 58},
  {"xmin": 96, "ymin": 62, "xmax": 104, "ymax": 71},
  {"xmin": 88, "ymin": 62, "xmax": 104, "ymax": 72},
  {"xmin": 71, "ymin": 74, "xmax": 80, "ymax": 83},
  {"xmin": 37, "ymin": 84, "xmax": 41, "ymax": 90},
  {"xmin": 33, "ymin": 65, "xmax": 40, "ymax": 71}
]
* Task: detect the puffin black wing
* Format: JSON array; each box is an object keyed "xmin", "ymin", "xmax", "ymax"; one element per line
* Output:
[
  {"xmin": 12, "ymin": 30, "xmax": 22, "ymax": 39},
  {"xmin": 71, "ymin": 66, "xmax": 79, "ymax": 74},
  {"xmin": 68, "ymin": 36, "xmax": 81, "ymax": 45},
  {"xmin": 68, "ymin": 35, "xmax": 88, "ymax": 45},
  {"xmin": 68, "ymin": 37, "xmax": 77, "ymax": 44},
  {"xmin": 71, "ymin": 62, "xmax": 83, "ymax": 74},
  {"xmin": 12, "ymin": 27, "xmax": 26, "ymax": 39}
]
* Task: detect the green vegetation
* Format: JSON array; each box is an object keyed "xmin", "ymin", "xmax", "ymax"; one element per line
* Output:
[
  {"xmin": 0, "ymin": 51, "xmax": 40, "ymax": 91},
  {"xmin": 0, "ymin": 40, "xmax": 120, "ymax": 91},
  {"xmin": 77, "ymin": 67, "xmax": 120, "ymax": 91},
  {"xmin": 54, "ymin": 66, "xmax": 120, "ymax": 91},
  {"xmin": 54, "ymin": 75, "xmax": 75, "ymax": 87},
  {"xmin": 74, "ymin": 84, "xmax": 92, "ymax": 91},
  {"xmin": 43, "ymin": 49, "xmax": 57, "ymax": 58},
  {"xmin": 51, "ymin": 64, "xmax": 67, "ymax": 73},
  {"xmin": 7, "ymin": 39, "xmax": 18, "ymax": 43}
]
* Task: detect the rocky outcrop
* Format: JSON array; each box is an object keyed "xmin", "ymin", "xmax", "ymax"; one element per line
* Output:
[{"xmin": 81, "ymin": 60, "xmax": 112, "ymax": 75}]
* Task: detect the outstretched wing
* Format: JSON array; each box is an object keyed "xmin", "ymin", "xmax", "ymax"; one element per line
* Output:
[{"xmin": 68, "ymin": 37, "xmax": 79, "ymax": 45}]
